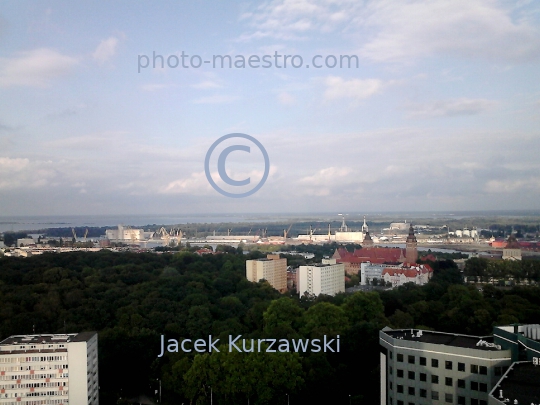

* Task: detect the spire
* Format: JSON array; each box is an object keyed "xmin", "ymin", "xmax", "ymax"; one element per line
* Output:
[
  {"xmin": 362, "ymin": 215, "xmax": 368, "ymax": 233},
  {"xmin": 406, "ymin": 224, "xmax": 417, "ymax": 243}
]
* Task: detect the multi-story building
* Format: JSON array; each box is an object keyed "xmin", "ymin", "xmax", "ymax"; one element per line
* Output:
[
  {"xmin": 298, "ymin": 260, "xmax": 345, "ymax": 297},
  {"xmin": 0, "ymin": 332, "xmax": 99, "ymax": 405},
  {"xmin": 245, "ymin": 254, "xmax": 287, "ymax": 293},
  {"xmin": 379, "ymin": 327, "xmax": 513, "ymax": 405},
  {"xmin": 488, "ymin": 361, "xmax": 540, "ymax": 404}
]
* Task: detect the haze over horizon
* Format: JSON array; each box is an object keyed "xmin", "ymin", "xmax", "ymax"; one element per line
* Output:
[{"xmin": 1, "ymin": 1, "xmax": 539, "ymax": 215}]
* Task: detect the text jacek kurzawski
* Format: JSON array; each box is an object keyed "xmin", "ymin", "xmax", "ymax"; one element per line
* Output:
[{"xmin": 158, "ymin": 335, "xmax": 340, "ymax": 357}]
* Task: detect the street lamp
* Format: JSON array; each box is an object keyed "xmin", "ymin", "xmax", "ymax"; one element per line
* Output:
[
  {"xmin": 155, "ymin": 379, "xmax": 161, "ymax": 403},
  {"xmin": 349, "ymin": 394, "xmax": 351, "ymax": 405},
  {"xmin": 286, "ymin": 393, "xmax": 289, "ymax": 405}
]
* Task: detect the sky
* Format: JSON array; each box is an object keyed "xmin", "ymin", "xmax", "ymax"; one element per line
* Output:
[{"xmin": 0, "ymin": 0, "xmax": 539, "ymax": 216}]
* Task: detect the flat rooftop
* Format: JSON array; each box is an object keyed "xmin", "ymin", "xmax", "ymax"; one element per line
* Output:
[
  {"xmin": 384, "ymin": 328, "xmax": 502, "ymax": 351},
  {"xmin": 0, "ymin": 332, "xmax": 96, "ymax": 346},
  {"xmin": 491, "ymin": 362, "xmax": 540, "ymax": 403}
]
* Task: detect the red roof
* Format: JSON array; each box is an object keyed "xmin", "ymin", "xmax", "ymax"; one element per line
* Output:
[
  {"xmin": 334, "ymin": 246, "xmax": 406, "ymax": 264},
  {"xmin": 382, "ymin": 264, "xmax": 433, "ymax": 278}
]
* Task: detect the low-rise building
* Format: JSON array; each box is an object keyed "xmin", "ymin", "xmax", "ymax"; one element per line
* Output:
[{"xmin": 0, "ymin": 332, "xmax": 99, "ymax": 405}]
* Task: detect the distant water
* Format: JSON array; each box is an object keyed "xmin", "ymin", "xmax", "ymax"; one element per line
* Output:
[
  {"xmin": 0, "ymin": 214, "xmax": 280, "ymax": 233},
  {"xmin": 0, "ymin": 210, "xmax": 538, "ymax": 233}
]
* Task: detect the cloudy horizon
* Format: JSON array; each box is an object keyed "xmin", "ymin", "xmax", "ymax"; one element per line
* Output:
[{"xmin": 1, "ymin": 1, "xmax": 539, "ymax": 215}]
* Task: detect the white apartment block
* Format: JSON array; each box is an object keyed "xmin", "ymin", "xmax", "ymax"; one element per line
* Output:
[
  {"xmin": 246, "ymin": 254, "xmax": 287, "ymax": 293},
  {"xmin": 0, "ymin": 332, "xmax": 98, "ymax": 405},
  {"xmin": 298, "ymin": 262, "xmax": 345, "ymax": 297}
]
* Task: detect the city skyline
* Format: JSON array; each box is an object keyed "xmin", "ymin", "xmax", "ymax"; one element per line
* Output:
[{"xmin": 1, "ymin": 1, "xmax": 540, "ymax": 215}]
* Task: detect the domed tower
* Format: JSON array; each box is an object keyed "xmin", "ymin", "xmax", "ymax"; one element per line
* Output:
[
  {"xmin": 363, "ymin": 231, "xmax": 374, "ymax": 247},
  {"xmin": 405, "ymin": 224, "xmax": 418, "ymax": 263}
]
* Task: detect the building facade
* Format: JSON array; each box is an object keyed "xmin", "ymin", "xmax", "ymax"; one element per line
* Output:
[
  {"xmin": 245, "ymin": 254, "xmax": 287, "ymax": 293},
  {"xmin": 380, "ymin": 327, "xmax": 513, "ymax": 405},
  {"xmin": 297, "ymin": 262, "xmax": 345, "ymax": 297},
  {"xmin": 0, "ymin": 332, "xmax": 98, "ymax": 405},
  {"xmin": 381, "ymin": 264, "xmax": 433, "ymax": 288}
]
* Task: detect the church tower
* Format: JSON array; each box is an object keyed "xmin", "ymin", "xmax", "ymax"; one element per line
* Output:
[
  {"xmin": 362, "ymin": 231, "xmax": 374, "ymax": 247},
  {"xmin": 405, "ymin": 224, "xmax": 418, "ymax": 263}
]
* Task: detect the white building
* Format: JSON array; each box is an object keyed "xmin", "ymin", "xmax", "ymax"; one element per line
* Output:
[
  {"xmin": 298, "ymin": 262, "xmax": 345, "ymax": 297},
  {"xmin": 381, "ymin": 264, "xmax": 433, "ymax": 288},
  {"xmin": 15, "ymin": 238, "xmax": 35, "ymax": 248},
  {"xmin": 105, "ymin": 225, "xmax": 144, "ymax": 242},
  {"xmin": 246, "ymin": 254, "xmax": 288, "ymax": 293},
  {"xmin": 360, "ymin": 262, "xmax": 402, "ymax": 285},
  {"xmin": 0, "ymin": 332, "xmax": 99, "ymax": 405}
]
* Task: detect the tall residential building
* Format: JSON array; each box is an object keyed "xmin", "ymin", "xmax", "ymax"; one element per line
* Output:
[
  {"xmin": 0, "ymin": 332, "xmax": 99, "ymax": 405},
  {"xmin": 298, "ymin": 261, "xmax": 345, "ymax": 297},
  {"xmin": 379, "ymin": 327, "xmax": 513, "ymax": 405},
  {"xmin": 245, "ymin": 254, "xmax": 287, "ymax": 293}
]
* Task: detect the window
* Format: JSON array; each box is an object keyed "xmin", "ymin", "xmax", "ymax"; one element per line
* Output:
[
  {"xmin": 471, "ymin": 381, "xmax": 478, "ymax": 391},
  {"xmin": 458, "ymin": 396, "xmax": 466, "ymax": 405},
  {"xmin": 390, "ymin": 352, "xmax": 393, "ymax": 360},
  {"xmin": 445, "ymin": 377, "xmax": 453, "ymax": 387},
  {"xmin": 445, "ymin": 360, "xmax": 453, "ymax": 370},
  {"xmin": 457, "ymin": 379, "xmax": 465, "ymax": 388},
  {"xmin": 432, "ymin": 375, "xmax": 439, "ymax": 384},
  {"xmin": 471, "ymin": 364, "xmax": 479, "ymax": 374},
  {"xmin": 420, "ymin": 356, "xmax": 426, "ymax": 366},
  {"xmin": 458, "ymin": 362, "xmax": 465, "ymax": 372},
  {"xmin": 445, "ymin": 393, "xmax": 453, "ymax": 403},
  {"xmin": 397, "ymin": 385, "xmax": 403, "ymax": 393},
  {"xmin": 479, "ymin": 366, "xmax": 487, "ymax": 375},
  {"xmin": 408, "ymin": 371, "xmax": 415, "ymax": 380},
  {"xmin": 420, "ymin": 373, "xmax": 427, "ymax": 382},
  {"xmin": 389, "ymin": 366, "xmax": 393, "ymax": 375},
  {"xmin": 397, "ymin": 369, "xmax": 404, "ymax": 378},
  {"xmin": 432, "ymin": 391, "xmax": 439, "ymax": 400},
  {"xmin": 408, "ymin": 355, "xmax": 415, "ymax": 364},
  {"xmin": 389, "ymin": 381, "xmax": 393, "ymax": 390},
  {"xmin": 479, "ymin": 383, "xmax": 487, "ymax": 392},
  {"xmin": 479, "ymin": 401, "xmax": 487, "ymax": 405},
  {"xmin": 397, "ymin": 354, "xmax": 404, "ymax": 362},
  {"xmin": 397, "ymin": 401, "xmax": 404, "ymax": 405},
  {"xmin": 420, "ymin": 389, "xmax": 427, "ymax": 398},
  {"xmin": 494, "ymin": 366, "xmax": 502, "ymax": 376},
  {"xmin": 408, "ymin": 387, "xmax": 415, "ymax": 396},
  {"xmin": 471, "ymin": 399, "xmax": 479, "ymax": 405},
  {"xmin": 432, "ymin": 358, "xmax": 439, "ymax": 368}
]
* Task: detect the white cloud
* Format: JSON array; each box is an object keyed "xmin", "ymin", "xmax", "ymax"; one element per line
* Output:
[
  {"xmin": 192, "ymin": 94, "xmax": 239, "ymax": 104},
  {"xmin": 358, "ymin": 0, "xmax": 540, "ymax": 63},
  {"xmin": 140, "ymin": 83, "xmax": 171, "ymax": 92},
  {"xmin": 191, "ymin": 80, "xmax": 222, "ymax": 89},
  {"xmin": 484, "ymin": 177, "xmax": 540, "ymax": 193},
  {"xmin": 0, "ymin": 157, "xmax": 57, "ymax": 189},
  {"xmin": 93, "ymin": 36, "xmax": 120, "ymax": 64},
  {"xmin": 278, "ymin": 91, "xmax": 295, "ymax": 105},
  {"xmin": 161, "ymin": 172, "xmax": 212, "ymax": 195},
  {"xmin": 0, "ymin": 48, "xmax": 78, "ymax": 87},
  {"xmin": 406, "ymin": 98, "xmax": 498, "ymax": 118},
  {"xmin": 240, "ymin": 0, "xmax": 540, "ymax": 63},
  {"xmin": 323, "ymin": 76, "xmax": 383, "ymax": 100}
]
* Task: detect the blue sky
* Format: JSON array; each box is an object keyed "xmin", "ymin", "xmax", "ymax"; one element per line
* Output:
[{"xmin": 1, "ymin": 0, "xmax": 539, "ymax": 215}]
